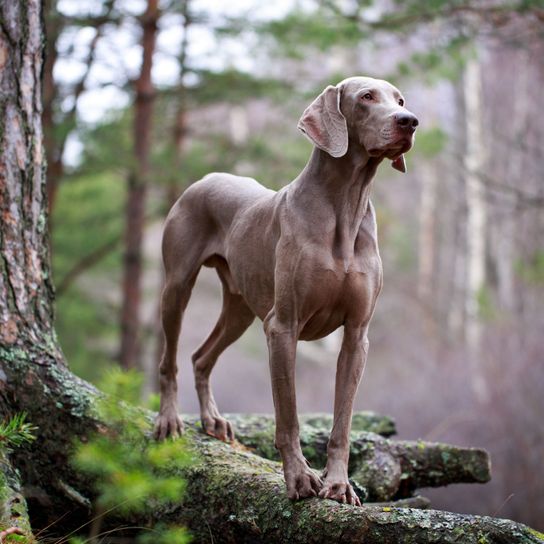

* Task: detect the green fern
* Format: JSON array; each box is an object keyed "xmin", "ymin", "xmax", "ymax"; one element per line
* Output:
[
  {"xmin": 0, "ymin": 413, "xmax": 37, "ymax": 453},
  {"xmin": 73, "ymin": 368, "xmax": 191, "ymax": 542}
]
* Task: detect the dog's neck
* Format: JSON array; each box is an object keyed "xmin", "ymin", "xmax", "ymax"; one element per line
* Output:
[{"xmin": 292, "ymin": 144, "xmax": 382, "ymax": 244}]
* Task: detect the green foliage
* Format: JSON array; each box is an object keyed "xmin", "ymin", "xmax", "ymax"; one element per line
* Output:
[
  {"xmin": 52, "ymin": 171, "xmax": 124, "ymax": 383},
  {"xmin": 147, "ymin": 393, "xmax": 161, "ymax": 412},
  {"xmin": 151, "ymin": 131, "xmax": 240, "ymax": 191},
  {"xmin": 1, "ymin": 532, "xmax": 26, "ymax": 543},
  {"xmin": 52, "ymin": 171, "xmax": 124, "ymax": 279},
  {"xmin": 515, "ymin": 251, "xmax": 544, "ymax": 284},
  {"xmin": 527, "ymin": 528, "xmax": 544, "ymax": 541},
  {"xmin": 392, "ymin": 36, "xmax": 472, "ymax": 84},
  {"xmin": 73, "ymin": 368, "xmax": 190, "ymax": 540},
  {"xmin": 138, "ymin": 525, "xmax": 191, "ymax": 543},
  {"xmin": 76, "ymin": 112, "xmax": 133, "ymax": 176},
  {"xmin": 54, "ymin": 287, "xmax": 119, "ymax": 383},
  {"xmin": 415, "ymin": 127, "xmax": 448, "ymax": 158},
  {"xmin": 188, "ymin": 69, "xmax": 291, "ymax": 105},
  {"xmin": 98, "ymin": 367, "xmax": 145, "ymax": 405},
  {"xmin": 0, "ymin": 413, "xmax": 36, "ymax": 453},
  {"xmin": 259, "ymin": 9, "xmax": 364, "ymax": 58}
]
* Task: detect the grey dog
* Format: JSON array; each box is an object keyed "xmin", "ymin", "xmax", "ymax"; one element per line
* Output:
[{"xmin": 154, "ymin": 76, "xmax": 418, "ymax": 505}]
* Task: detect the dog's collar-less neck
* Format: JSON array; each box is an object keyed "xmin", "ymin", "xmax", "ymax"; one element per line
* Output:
[{"xmin": 292, "ymin": 144, "xmax": 382, "ymax": 241}]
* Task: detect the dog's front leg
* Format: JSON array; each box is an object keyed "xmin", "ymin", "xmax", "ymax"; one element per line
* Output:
[
  {"xmin": 264, "ymin": 314, "xmax": 323, "ymax": 500},
  {"xmin": 320, "ymin": 325, "xmax": 368, "ymax": 506}
]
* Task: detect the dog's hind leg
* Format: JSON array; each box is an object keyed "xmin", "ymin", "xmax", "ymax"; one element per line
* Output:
[
  {"xmin": 191, "ymin": 258, "xmax": 255, "ymax": 442},
  {"xmin": 154, "ymin": 215, "xmax": 205, "ymax": 440}
]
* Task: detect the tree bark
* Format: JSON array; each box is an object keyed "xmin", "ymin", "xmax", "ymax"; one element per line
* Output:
[
  {"xmin": 119, "ymin": 0, "xmax": 159, "ymax": 370},
  {"xmin": 0, "ymin": 0, "xmax": 56, "ymax": 348}
]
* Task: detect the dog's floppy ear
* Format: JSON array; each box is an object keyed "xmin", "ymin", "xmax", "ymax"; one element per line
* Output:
[{"xmin": 297, "ymin": 85, "xmax": 348, "ymax": 158}]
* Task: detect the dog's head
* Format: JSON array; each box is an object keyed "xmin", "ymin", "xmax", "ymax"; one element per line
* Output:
[{"xmin": 298, "ymin": 76, "xmax": 418, "ymax": 172}]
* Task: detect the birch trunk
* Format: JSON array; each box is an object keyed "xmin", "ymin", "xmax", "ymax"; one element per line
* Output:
[
  {"xmin": 446, "ymin": 82, "xmax": 467, "ymax": 340},
  {"xmin": 418, "ymin": 162, "xmax": 437, "ymax": 303},
  {"xmin": 463, "ymin": 52, "xmax": 488, "ymax": 401},
  {"xmin": 495, "ymin": 49, "xmax": 530, "ymax": 314}
]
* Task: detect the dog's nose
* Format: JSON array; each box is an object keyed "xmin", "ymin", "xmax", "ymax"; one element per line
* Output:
[{"xmin": 395, "ymin": 113, "xmax": 419, "ymax": 133}]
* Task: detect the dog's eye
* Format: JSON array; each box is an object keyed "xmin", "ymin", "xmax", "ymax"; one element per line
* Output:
[
  {"xmin": 398, "ymin": 98, "xmax": 405, "ymax": 106},
  {"xmin": 361, "ymin": 93, "xmax": 373, "ymax": 101}
]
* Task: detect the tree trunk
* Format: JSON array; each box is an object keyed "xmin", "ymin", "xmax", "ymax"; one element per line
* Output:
[
  {"xmin": 463, "ymin": 51, "xmax": 489, "ymax": 402},
  {"xmin": 0, "ymin": 0, "xmax": 56, "ymax": 350},
  {"xmin": 417, "ymin": 158, "xmax": 439, "ymax": 339},
  {"xmin": 42, "ymin": 0, "xmax": 114, "ymax": 219},
  {"xmin": 418, "ymin": 162, "xmax": 437, "ymax": 305},
  {"xmin": 151, "ymin": 0, "xmax": 191, "ymax": 393},
  {"xmin": 446, "ymin": 81, "xmax": 468, "ymax": 340},
  {"xmin": 493, "ymin": 48, "xmax": 530, "ymax": 315},
  {"xmin": 119, "ymin": 0, "xmax": 159, "ymax": 370},
  {"xmin": 42, "ymin": 0, "xmax": 62, "ymax": 218},
  {"xmin": 0, "ymin": 0, "xmax": 55, "ymax": 537},
  {"xmin": 1, "ymin": 2, "xmax": 543, "ymax": 542}
]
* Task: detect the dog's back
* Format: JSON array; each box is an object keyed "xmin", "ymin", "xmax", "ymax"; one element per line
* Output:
[
  {"xmin": 179, "ymin": 172, "xmax": 273, "ymax": 232},
  {"xmin": 161, "ymin": 173, "xmax": 274, "ymax": 273}
]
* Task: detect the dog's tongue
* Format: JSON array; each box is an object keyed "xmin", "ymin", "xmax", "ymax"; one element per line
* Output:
[{"xmin": 391, "ymin": 155, "xmax": 406, "ymax": 173}]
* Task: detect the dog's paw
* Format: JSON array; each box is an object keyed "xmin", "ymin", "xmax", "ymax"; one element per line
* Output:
[
  {"xmin": 319, "ymin": 479, "xmax": 362, "ymax": 506},
  {"xmin": 153, "ymin": 411, "xmax": 184, "ymax": 441},
  {"xmin": 201, "ymin": 415, "xmax": 235, "ymax": 442},
  {"xmin": 285, "ymin": 466, "xmax": 323, "ymax": 500}
]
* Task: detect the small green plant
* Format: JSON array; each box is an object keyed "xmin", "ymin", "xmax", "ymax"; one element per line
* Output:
[
  {"xmin": 73, "ymin": 368, "xmax": 191, "ymax": 542},
  {"xmin": 0, "ymin": 413, "xmax": 37, "ymax": 453}
]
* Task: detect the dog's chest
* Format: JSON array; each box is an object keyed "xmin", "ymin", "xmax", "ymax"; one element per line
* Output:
[{"xmin": 296, "ymin": 240, "xmax": 382, "ymax": 340}]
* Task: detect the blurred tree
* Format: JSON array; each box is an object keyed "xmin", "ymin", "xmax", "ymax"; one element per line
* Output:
[
  {"xmin": 42, "ymin": 0, "xmax": 118, "ymax": 218},
  {"xmin": 462, "ymin": 50, "xmax": 488, "ymax": 402},
  {"xmin": 151, "ymin": 0, "xmax": 192, "ymax": 389},
  {"xmin": 119, "ymin": 0, "xmax": 160, "ymax": 370}
]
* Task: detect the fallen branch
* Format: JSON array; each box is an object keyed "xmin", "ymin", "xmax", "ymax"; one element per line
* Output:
[
  {"xmin": 204, "ymin": 413, "xmax": 490, "ymax": 501},
  {"xmin": 1, "ymin": 349, "xmax": 542, "ymax": 543},
  {"xmin": 151, "ymin": 424, "xmax": 543, "ymax": 544}
]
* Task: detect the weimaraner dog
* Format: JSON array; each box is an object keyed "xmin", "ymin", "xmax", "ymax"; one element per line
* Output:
[{"xmin": 154, "ymin": 76, "xmax": 418, "ymax": 505}]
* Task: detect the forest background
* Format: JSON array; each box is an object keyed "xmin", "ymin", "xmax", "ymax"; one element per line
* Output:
[{"xmin": 45, "ymin": 0, "xmax": 544, "ymax": 530}]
